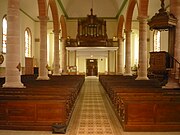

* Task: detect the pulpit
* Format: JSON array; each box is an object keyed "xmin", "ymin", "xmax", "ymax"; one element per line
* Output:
[{"xmin": 149, "ymin": 51, "xmax": 170, "ymax": 74}]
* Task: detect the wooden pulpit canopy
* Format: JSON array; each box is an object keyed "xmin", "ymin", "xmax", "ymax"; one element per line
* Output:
[{"xmin": 148, "ymin": 0, "xmax": 177, "ymax": 31}]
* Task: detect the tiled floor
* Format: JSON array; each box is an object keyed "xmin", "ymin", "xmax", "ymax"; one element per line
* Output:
[
  {"xmin": 1, "ymin": 76, "xmax": 180, "ymax": 135},
  {"xmin": 67, "ymin": 76, "xmax": 122, "ymax": 135}
]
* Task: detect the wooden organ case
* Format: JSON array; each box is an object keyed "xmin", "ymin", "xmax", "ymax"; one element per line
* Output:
[{"xmin": 76, "ymin": 9, "xmax": 108, "ymax": 46}]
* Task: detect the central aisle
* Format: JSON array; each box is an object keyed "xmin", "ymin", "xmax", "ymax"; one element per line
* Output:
[{"xmin": 67, "ymin": 76, "xmax": 122, "ymax": 135}]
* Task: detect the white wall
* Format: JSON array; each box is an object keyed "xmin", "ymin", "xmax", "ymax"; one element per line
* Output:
[
  {"xmin": 109, "ymin": 51, "xmax": 116, "ymax": 73},
  {"xmin": 106, "ymin": 20, "xmax": 118, "ymax": 38},
  {"xmin": 66, "ymin": 20, "xmax": 78, "ymax": 38},
  {"xmin": 20, "ymin": 12, "xmax": 36, "ymax": 67},
  {"xmin": 77, "ymin": 57, "xmax": 86, "ymax": 73},
  {"xmin": 0, "ymin": 0, "xmax": 36, "ymax": 68},
  {"xmin": 98, "ymin": 57, "xmax": 107, "ymax": 73},
  {"xmin": 68, "ymin": 50, "xmax": 76, "ymax": 66}
]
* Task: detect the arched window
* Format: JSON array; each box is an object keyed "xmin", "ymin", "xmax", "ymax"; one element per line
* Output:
[
  {"xmin": 2, "ymin": 15, "xmax": 7, "ymax": 53},
  {"xmin": 25, "ymin": 28, "xmax": 32, "ymax": 57},
  {"xmin": 153, "ymin": 30, "xmax": 161, "ymax": 52}
]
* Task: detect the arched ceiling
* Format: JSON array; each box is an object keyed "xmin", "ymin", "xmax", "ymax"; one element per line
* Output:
[
  {"xmin": 57, "ymin": 0, "xmax": 126, "ymax": 18},
  {"xmin": 19, "ymin": 0, "xmax": 170, "ymax": 21}
]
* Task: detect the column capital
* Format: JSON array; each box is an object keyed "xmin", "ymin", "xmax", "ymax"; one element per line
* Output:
[
  {"xmin": 37, "ymin": 16, "xmax": 49, "ymax": 21},
  {"xmin": 124, "ymin": 29, "xmax": 132, "ymax": 34},
  {"xmin": 137, "ymin": 16, "xmax": 148, "ymax": 21},
  {"xmin": 118, "ymin": 36, "xmax": 125, "ymax": 41},
  {"xmin": 53, "ymin": 29, "xmax": 61, "ymax": 34},
  {"xmin": 61, "ymin": 37, "xmax": 67, "ymax": 41}
]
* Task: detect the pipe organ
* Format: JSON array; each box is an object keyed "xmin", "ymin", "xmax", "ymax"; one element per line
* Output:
[{"xmin": 76, "ymin": 9, "xmax": 108, "ymax": 46}]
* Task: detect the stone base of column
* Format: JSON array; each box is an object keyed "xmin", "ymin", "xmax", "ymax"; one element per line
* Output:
[
  {"xmin": 135, "ymin": 76, "xmax": 149, "ymax": 80},
  {"xmin": 37, "ymin": 76, "xmax": 50, "ymax": 80},
  {"xmin": 52, "ymin": 73, "xmax": 61, "ymax": 76},
  {"xmin": 116, "ymin": 72, "xmax": 123, "ymax": 75},
  {"xmin": 62, "ymin": 73, "xmax": 68, "ymax": 75},
  {"xmin": 3, "ymin": 82, "xmax": 26, "ymax": 88},
  {"xmin": 123, "ymin": 72, "xmax": 132, "ymax": 76},
  {"xmin": 61, "ymin": 72, "xmax": 68, "ymax": 75},
  {"xmin": 162, "ymin": 83, "xmax": 180, "ymax": 89},
  {"xmin": 162, "ymin": 79, "xmax": 180, "ymax": 89}
]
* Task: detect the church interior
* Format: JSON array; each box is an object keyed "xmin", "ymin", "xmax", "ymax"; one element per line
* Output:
[{"xmin": 0, "ymin": 0, "xmax": 180, "ymax": 135}]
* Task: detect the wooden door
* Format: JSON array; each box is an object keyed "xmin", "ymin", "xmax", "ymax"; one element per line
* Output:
[
  {"xmin": 25, "ymin": 57, "xmax": 33, "ymax": 75},
  {"xmin": 86, "ymin": 59, "xmax": 98, "ymax": 76}
]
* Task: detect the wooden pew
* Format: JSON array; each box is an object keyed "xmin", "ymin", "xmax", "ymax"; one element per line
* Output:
[
  {"xmin": 102, "ymin": 79, "xmax": 161, "ymax": 101},
  {"xmin": 0, "ymin": 75, "xmax": 85, "ymax": 133},
  {"xmin": 99, "ymin": 75, "xmax": 180, "ymax": 131},
  {"xmin": 109, "ymin": 87, "xmax": 163, "ymax": 108},
  {"xmin": 0, "ymin": 96, "xmax": 69, "ymax": 132},
  {"xmin": 117, "ymin": 94, "xmax": 180, "ymax": 131}
]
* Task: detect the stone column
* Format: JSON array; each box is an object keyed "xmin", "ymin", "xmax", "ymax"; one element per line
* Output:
[
  {"xmin": 74, "ymin": 50, "xmax": 77, "ymax": 66},
  {"xmin": 37, "ymin": 16, "xmax": 49, "ymax": 80},
  {"xmin": 53, "ymin": 30, "xmax": 60, "ymax": 75},
  {"xmin": 3, "ymin": 0, "xmax": 25, "ymax": 88},
  {"xmin": 171, "ymin": 0, "xmax": 180, "ymax": 80},
  {"xmin": 117, "ymin": 37, "xmax": 124, "ymax": 74},
  {"xmin": 114, "ymin": 50, "xmax": 117, "ymax": 73},
  {"xmin": 108, "ymin": 50, "xmax": 110, "ymax": 74},
  {"xmin": 136, "ymin": 17, "xmax": 149, "ymax": 80},
  {"xmin": 61, "ymin": 38, "xmax": 67, "ymax": 73},
  {"xmin": 124, "ymin": 30, "xmax": 132, "ymax": 76}
]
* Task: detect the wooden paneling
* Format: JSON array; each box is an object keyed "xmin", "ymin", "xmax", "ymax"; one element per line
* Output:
[
  {"xmin": 149, "ymin": 51, "xmax": 170, "ymax": 74},
  {"xmin": 25, "ymin": 57, "xmax": 34, "ymax": 75}
]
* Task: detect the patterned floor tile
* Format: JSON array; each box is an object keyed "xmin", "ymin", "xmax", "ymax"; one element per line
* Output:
[{"xmin": 68, "ymin": 77, "xmax": 118, "ymax": 135}]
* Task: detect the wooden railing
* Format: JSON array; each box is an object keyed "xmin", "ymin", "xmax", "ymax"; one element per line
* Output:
[
  {"xmin": 163, "ymin": 55, "xmax": 180, "ymax": 88},
  {"xmin": 169, "ymin": 55, "xmax": 180, "ymax": 80},
  {"xmin": 66, "ymin": 38, "xmax": 118, "ymax": 47}
]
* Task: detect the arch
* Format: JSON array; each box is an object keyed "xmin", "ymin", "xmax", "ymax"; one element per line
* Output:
[
  {"xmin": 125, "ymin": 0, "xmax": 138, "ymax": 31},
  {"xmin": 48, "ymin": 0, "xmax": 60, "ymax": 32},
  {"xmin": 117, "ymin": 15, "xmax": 125, "ymax": 38},
  {"xmin": 37, "ymin": 0, "xmax": 47, "ymax": 17},
  {"xmin": 60, "ymin": 15, "xmax": 67, "ymax": 38},
  {"xmin": 139, "ymin": 0, "xmax": 149, "ymax": 17}
]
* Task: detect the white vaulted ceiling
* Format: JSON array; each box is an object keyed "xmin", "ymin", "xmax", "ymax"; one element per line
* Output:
[
  {"xmin": 19, "ymin": 0, "xmax": 170, "ymax": 21},
  {"xmin": 58, "ymin": 0, "xmax": 125, "ymax": 18}
]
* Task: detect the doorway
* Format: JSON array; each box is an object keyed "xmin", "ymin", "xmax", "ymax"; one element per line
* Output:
[{"xmin": 86, "ymin": 59, "xmax": 98, "ymax": 76}]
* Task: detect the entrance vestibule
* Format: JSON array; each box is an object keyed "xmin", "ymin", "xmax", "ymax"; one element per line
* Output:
[{"xmin": 86, "ymin": 59, "xmax": 98, "ymax": 76}]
